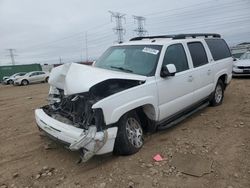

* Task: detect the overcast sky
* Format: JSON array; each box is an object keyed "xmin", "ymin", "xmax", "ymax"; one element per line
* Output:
[{"xmin": 0, "ymin": 0, "xmax": 250, "ymax": 65}]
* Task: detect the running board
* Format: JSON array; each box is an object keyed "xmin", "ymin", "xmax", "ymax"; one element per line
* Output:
[{"xmin": 157, "ymin": 102, "xmax": 209, "ymax": 130}]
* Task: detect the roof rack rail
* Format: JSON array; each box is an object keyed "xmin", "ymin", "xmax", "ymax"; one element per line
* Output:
[{"xmin": 130, "ymin": 33, "xmax": 221, "ymax": 41}]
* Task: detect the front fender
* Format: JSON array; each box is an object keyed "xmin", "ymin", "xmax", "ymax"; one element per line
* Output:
[{"xmin": 92, "ymin": 79, "xmax": 158, "ymax": 125}]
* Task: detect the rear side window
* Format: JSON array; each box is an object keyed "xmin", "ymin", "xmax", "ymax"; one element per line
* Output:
[
  {"xmin": 205, "ymin": 39, "xmax": 231, "ymax": 60},
  {"xmin": 162, "ymin": 44, "xmax": 189, "ymax": 73},
  {"xmin": 188, "ymin": 42, "xmax": 208, "ymax": 68}
]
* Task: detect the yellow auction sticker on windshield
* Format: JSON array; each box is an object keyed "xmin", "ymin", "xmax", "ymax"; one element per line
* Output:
[{"xmin": 142, "ymin": 47, "xmax": 159, "ymax": 55}]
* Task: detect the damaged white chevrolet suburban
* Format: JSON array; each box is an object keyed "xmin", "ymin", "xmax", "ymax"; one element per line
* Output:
[{"xmin": 35, "ymin": 33, "xmax": 233, "ymax": 162}]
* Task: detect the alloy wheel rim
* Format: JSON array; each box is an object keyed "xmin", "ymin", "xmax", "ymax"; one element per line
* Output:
[
  {"xmin": 125, "ymin": 117, "xmax": 143, "ymax": 148},
  {"xmin": 215, "ymin": 84, "xmax": 222, "ymax": 103}
]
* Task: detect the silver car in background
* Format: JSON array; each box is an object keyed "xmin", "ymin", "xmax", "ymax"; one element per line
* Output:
[{"xmin": 13, "ymin": 71, "xmax": 50, "ymax": 86}]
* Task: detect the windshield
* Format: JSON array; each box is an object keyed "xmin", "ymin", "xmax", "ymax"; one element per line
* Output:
[
  {"xmin": 19, "ymin": 72, "xmax": 26, "ymax": 76},
  {"xmin": 95, "ymin": 45, "xmax": 162, "ymax": 76},
  {"xmin": 240, "ymin": 52, "xmax": 250, "ymax": 60},
  {"xmin": 14, "ymin": 72, "xmax": 26, "ymax": 77},
  {"xmin": 11, "ymin": 73, "xmax": 19, "ymax": 77}
]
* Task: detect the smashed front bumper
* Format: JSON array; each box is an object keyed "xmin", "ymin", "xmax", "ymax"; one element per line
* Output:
[{"xmin": 35, "ymin": 109, "xmax": 117, "ymax": 162}]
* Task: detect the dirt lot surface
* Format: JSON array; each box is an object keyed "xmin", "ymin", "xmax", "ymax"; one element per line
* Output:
[{"xmin": 0, "ymin": 79, "xmax": 250, "ymax": 188}]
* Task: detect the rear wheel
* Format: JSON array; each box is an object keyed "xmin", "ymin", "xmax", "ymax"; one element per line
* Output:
[
  {"xmin": 21, "ymin": 79, "xmax": 29, "ymax": 86},
  {"xmin": 45, "ymin": 77, "xmax": 49, "ymax": 83},
  {"xmin": 114, "ymin": 111, "xmax": 144, "ymax": 155},
  {"xmin": 210, "ymin": 79, "xmax": 224, "ymax": 106}
]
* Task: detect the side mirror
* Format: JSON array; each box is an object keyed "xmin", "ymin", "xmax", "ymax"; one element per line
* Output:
[{"xmin": 160, "ymin": 64, "xmax": 177, "ymax": 78}]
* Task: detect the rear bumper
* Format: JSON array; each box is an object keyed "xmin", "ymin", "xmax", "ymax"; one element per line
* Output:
[{"xmin": 35, "ymin": 109, "xmax": 118, "ymax": 160}]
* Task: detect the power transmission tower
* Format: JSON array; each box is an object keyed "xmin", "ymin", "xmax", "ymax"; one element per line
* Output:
[
  {"xmin": 133, "ymin": 15, "xmax": 147, "ymax": 37},
  {"xmin": 109, "ymin": 11, "xmax": 126, "ymax": 44},
  {"xmin": 6, "ymin": 49, "xmax": 17, "ymax": 65}
]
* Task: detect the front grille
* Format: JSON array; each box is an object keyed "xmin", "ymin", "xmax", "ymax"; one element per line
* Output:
[{"xmin": 238, "ymin": 66, "xmax": 250, "ymax": 69}]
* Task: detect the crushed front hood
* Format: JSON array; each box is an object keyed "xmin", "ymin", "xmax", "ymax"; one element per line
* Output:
[{"xmin": 49, "ymin": 63, "xmax": 146, "ymax": 95}]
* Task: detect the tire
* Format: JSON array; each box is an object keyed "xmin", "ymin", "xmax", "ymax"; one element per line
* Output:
[
  {"xmin": 114, "ymin": 111, "xmax": 144, "ymax": 155},
  {"xmin": 21, "ymin": 79, "xmax": 29, "ymax": 86},
  {"xmin": 210, "ymin": 79, "xmax": 225, "ymax": 106},
  {"xmin": 45, "ymin": 77, "xmax": 49, "ymax": 83},
  {"xmin": 9, "ymin": 80, "xmax": 13, "ymax": 85}
]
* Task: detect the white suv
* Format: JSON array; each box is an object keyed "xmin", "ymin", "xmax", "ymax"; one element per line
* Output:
[{"xmin": 35, "ymin": 33, "xmax": 233, "ymax": 162}]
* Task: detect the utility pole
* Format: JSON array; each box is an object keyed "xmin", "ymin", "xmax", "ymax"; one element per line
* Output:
[
  {"xmin": 59, "ymin": 57, "xmax": 62, "ymax": 64},
  {"xmin": 6, "ymin": 49, "xmax": 17, "ymax": 65},
  {"xmin": 109, "ymin": 11, "xmax": 126, "ymax": 44},
  {"xmin": 85, "ymin": 32, "xmax": 89, "ymax": 63},
  {"xmin": 133, "ymin": 15, "xmax": 147, "ymax": 37}
]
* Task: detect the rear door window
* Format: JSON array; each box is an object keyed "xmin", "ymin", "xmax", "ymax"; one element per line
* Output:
[
  {"xmin": 205, "ymin": 39, "xmax": 231, "ymax": 60},
  {"xmin": 188, "ymin": 42, "xmax": 208, "ymax": 68}
]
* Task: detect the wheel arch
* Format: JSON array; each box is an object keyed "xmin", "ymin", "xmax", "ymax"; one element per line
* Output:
[
  {"xmin": 214, "ymin": 71, "xmax": 229, "ymax": 90},
  {"xmin": 218, "ymin": 74, "xmax": 227, "ymax": 85},
  {"xmin": 93, "ymin": 98, "xmax": 159, "ymax": 127},
  {"xmin": 21, "ymin": 79, "xmax": 29, "ymax": 84}
]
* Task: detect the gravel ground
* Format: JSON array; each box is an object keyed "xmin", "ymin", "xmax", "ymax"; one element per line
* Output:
[{"xmin": 0, "ymin": 78, "xmax": 249, "ymax": 188}]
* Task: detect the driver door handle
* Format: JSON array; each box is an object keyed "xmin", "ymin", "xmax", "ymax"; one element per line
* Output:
[
  {"xmin": 188, "ymin": 75, "xmax": 193, "ymax": 82},
  {"xmin": 207, "ymin": 69, "xmax": 212, "ymax": 75}
]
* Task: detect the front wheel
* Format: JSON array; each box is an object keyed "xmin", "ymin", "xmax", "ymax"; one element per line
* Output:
[
  {"xmin": 21, "ymin": 79, "xmax": 29, "ymax": 86},
  {"xmin": 114, "ymin": 111, "xmax": 144, "ymax": 155},
  {"xmin": 9, "ymin": 80, "xmax": 14, "ymax": 84},
  {"xmin": 210, "ymin": 79, "xmax": 225, "ymax": 106}
]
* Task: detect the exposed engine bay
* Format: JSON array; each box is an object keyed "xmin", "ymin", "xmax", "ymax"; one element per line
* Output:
[{"xmin": 42, "ymin": 79, "xmax": 143, "ymax": 130}]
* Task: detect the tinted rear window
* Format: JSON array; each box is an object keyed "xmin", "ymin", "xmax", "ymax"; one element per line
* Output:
[
  {"xmin": 188, "ymin": 42, "xmax": 208, "ymax": 68},
  {"xmin": 205, "ymin": 39, "xmax": 231, "ymax": 61}
]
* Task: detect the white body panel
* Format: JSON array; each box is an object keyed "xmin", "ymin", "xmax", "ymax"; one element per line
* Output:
[
  {"xmin": 156, "ymin": 69, "xmax": 196, "ymax": 120},
  {"xmin": 93, "ymin": 77, "xmax": 158, "ymax": 124}
]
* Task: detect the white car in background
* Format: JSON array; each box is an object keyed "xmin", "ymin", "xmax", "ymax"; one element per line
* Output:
[
  {"xmin": 3, "ymin": 72, "xmax": 26, "ymax": 85},
  {"xmin": 233, "ymin": 51, "xmax": 250, "ymax": 76},
  {"xmin": 14, "ymin": 71, "xmax": 50, "ymax": 86}
]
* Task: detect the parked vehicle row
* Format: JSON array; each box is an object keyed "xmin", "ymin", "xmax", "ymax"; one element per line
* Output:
[{"xmin": 2, "ymin": 71, "xmax": 50, "ymax": 86}]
